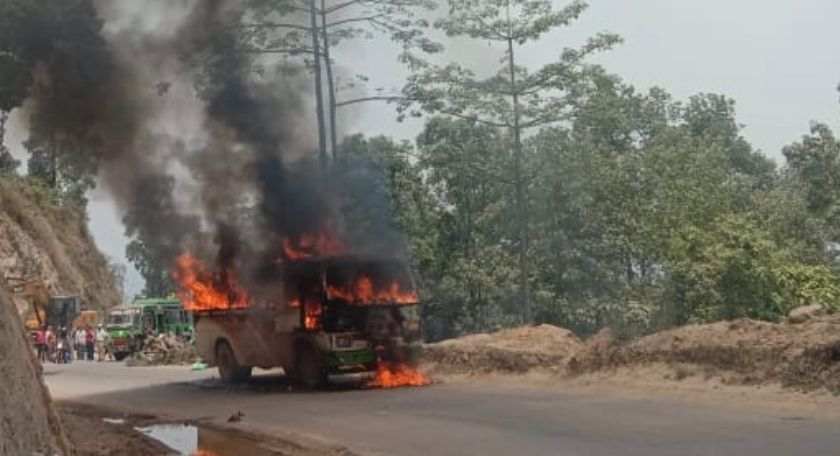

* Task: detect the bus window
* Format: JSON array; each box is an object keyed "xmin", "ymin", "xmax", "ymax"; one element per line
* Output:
[{"xmin": 142, "ymin": 312, "xmax": 156, "ymax": 333}]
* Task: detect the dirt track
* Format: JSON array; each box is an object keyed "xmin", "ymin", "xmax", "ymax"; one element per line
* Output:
[{"xmin": 45, "ymin": 362, "xmax": 840, "ymax": 456}]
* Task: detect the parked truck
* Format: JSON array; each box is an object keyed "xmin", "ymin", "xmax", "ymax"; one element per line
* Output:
[
  {"xmin": 106, "ymin": 297, "xmax": 193, "ymax": 360},
  {"xmin": 6, "ymin": 278, "xmax": 81, "ymax": 334},
  {"xmin": 193, "ymin": 256, "xmax": 422, "ymax": 387}
]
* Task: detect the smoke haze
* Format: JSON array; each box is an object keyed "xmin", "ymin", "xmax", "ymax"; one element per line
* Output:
[{"xmin": 15, "ymin": 0, "xmax": 406, "ymax": 293}]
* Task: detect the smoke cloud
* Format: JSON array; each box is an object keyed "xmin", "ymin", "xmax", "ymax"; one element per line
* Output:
[{"xmin": 15, "ymin": 0, "xmax": 408, "ymax": 293}]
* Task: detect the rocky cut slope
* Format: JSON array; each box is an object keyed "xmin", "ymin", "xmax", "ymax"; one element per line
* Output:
[
  {"xmin": 0, "ymin": 285, "xmax": 71, "ymax": 455},
  {"xmin": 0, "ymin": 177, "xmax": 121, "ymax": 313}
]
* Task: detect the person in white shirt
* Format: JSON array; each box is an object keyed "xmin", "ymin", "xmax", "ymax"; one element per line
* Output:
[
  {"xmin": 74, "ymin": 328, "xmax": 86, "ymax": 361},
  {"xmin": 96, "ymin": 325, "xmax": 112, "ymax": 362}
]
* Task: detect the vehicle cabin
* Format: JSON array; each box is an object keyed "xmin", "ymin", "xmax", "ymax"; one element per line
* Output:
[
  {"xmin": 105, "ymin": 297, "xmax": 193, "ymax": 360},
  {"xmin": 45, "ymin": 295, "xmax": 81, "ymax": 331}
]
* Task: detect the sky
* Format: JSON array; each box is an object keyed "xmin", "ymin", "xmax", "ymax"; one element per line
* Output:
[
  {"xmin": 339, "ymin": 0, "xmax": 840, "ymax": 161},
  {"xmin": 5, "ymin": 0, "xmax": 840, "ymax": 298}
]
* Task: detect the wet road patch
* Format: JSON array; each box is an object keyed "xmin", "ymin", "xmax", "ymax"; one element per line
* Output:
[{"xmin": 138, "ymin": 423, "xmax": 287, "ymax": 455}]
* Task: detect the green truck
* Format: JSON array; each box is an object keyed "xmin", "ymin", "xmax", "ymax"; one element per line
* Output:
[{"xmin": 105, "ymin": 298, "xmax": 193, "ymax": 360}]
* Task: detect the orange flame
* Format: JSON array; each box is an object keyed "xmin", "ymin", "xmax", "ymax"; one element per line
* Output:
[
  {"xmin": 283, "ymin": 232, "xmax": 346, "ymax": 260},
  {"xmin": 327, "ymin": 275, "xmax": 418, "ymax": 305},
  {"xmin": 173, "ymin": 253, "xmax": 249, "ymax": 312},
  {"xmin": 303, "ymin": 299, "xmax": 322, "ymax": 330},
  {"xmin": 368, "ymin": 362, "xmax": 430, "ymax": 388}
]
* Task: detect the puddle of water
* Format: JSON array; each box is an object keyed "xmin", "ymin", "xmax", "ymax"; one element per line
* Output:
[
  {"xmin": 136, "ymin": 424, "xmax": 281, "ymax": 456},
  {"xmin": 102, "ymin": 418, "xmax": 126, "ymax": 425},
  {"xmin": 137, "ymin": 425, "xmax": 197, "ymax": 455}
]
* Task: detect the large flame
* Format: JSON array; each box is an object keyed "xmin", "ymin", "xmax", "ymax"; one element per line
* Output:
[
  {"xmin": 173, "ymin": 253, "xmax": 249, "ymax": 312},
  {"xmin": 327, "ymin": 276, "xmax": 418, "ymax": 305},
  {"xmin": 283, "ymin": 231, "xmax": 346, "ymax": 260},
  {"xmin": 368, "ymin": 362, "xmax": 430, "ymax": 388},
  {"xmin": 288, "ymin": 293, "xmax": 322, "ymax": 329},
  {"xmin": 303, "ymin": 299, "xmax": 322, "ymax": 330}
]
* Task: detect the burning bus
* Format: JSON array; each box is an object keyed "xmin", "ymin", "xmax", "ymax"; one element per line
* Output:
[{"xmin": 177, "ymin": 252, "xmax": 427, "ymax": 388}]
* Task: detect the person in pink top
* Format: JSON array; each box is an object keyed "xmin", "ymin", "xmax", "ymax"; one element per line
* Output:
[
  {"xmin": 34, "ymin": 327, "xmax": 47, "ymax": 362},
  {"xmin": 85, "ymin": 326, "xmax": 95, "ymax": 361},
  {"xmin": 45, "ymin": 326, "xmax": 56, "ymax": 363}
]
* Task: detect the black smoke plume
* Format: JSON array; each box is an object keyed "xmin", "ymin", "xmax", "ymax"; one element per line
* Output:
[{"xmin": 15, "ymin": 0, "xmax": 407, "ymax": 294}]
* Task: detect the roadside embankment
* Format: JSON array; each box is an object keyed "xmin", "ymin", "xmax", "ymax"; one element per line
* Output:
[
  {"xmin": 423, "ymin": 325, "xmax": 583, "ymax": 375},
  {"xmin": 423, "ymin": 310, "xmax": 840, "ymax": 394},
  {"xmin": 0, "ymin": 286, "xmax": 71, "ymax": 455},
  {"xmin": 0, "ymin": 178, "xmax": 120, "ymax": 314}
]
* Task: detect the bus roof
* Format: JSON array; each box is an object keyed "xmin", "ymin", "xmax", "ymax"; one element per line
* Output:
[
  {"xmin": 131, "ymin": 298, "xmax": 182, "ymax": 307},
  {"xmin": 109, "ymin": 306, "xmax": 139, "ymax": 313}
]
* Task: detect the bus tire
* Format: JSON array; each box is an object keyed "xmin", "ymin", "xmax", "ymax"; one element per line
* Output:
[
  {"xmin": 294, "ymin": 344, "xmax": 325, "ymax": 389},
  {"xmin": 216, "ymin": 340, "xmax": 252, "ymax": 383}
]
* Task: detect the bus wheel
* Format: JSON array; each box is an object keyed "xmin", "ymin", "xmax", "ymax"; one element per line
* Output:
[
  {"xmin": 295, "ymin": 345, "xmax": 325, "ymax": 389},
  {"xmin": 216, "ymin": 340, "xmax": 252, "ymax": 383}
]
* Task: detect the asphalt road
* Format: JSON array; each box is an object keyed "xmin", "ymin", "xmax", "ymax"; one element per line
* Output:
[{"xmin": 45, "ymin": 362, "xmax": 840, "ymax": 456}]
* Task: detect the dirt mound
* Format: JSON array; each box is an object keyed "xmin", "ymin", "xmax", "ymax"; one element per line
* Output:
[
  {"xmin": 0, "ymin": 178, "xmax": 121, "ymax": 313},
  {"xmin": 425, "ymin": 316, "xmax": 840, "ymax": 393},
  {"xmin": 569, "ymin": 315, "xmax": 840, "ymax": 393},
  {"xmin": 0, "ymin": 287, "xmax": 71, "ymax": 455},
  {"xmin": 423, "ymin": 324, "xmax": 583, "ymax": 374}
]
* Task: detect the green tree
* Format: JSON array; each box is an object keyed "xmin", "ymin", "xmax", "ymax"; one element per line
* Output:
[
  {"xmin": 335, "ymin": 134, "xmax": 438, "ymax": 273},
  {"xmin": 24, "ymin": 135, "xmax": 96, "ymax": 207},
  {"xmin": 415, "ymin": 118, "xmax": 517, "ymax": 335},
  {"xmin": 333, "ymin": 133, "xmax": 471, "ymax": 337},
  {"xmin": 680, "ymin": 93, "xmax": 776, "ymax": 184},
  {"xmin": 333, "ymin": 134, "xmax": 420, "ymax": 254},
  {"xmin": 751, "ymin": 176, "xmax": 831, "ymax": 265},
  {"xmin": 667, "ymin": 213, "xmax": 840, "ymax": 322},
  {"xmin": 0, "ymin": 111, "xmax": 19, "ymax": 175},
  {"xmin": 0, "ymin": 0, "xmax": 106, "ymax": 203},
  {"xmin": 783, "ymin": 122, "xmax": 840, "ymax": 243},
  {"xmin": 123, "ymin": 176, "xmax": 199, "ymax": 298},
  {"xmin": 25, "ymin": 139, "xmax": 56, "ymax": 187},
  {"xmin": 0, "ymin": 0, "xmax": 47, "ymax": 111},
  {"xmin": 526, "ymin": 76, "xmax": 803, "ymax": 332},
  {"xmin": 0, "ymin": 0, "xmax": 107, "ymax": 112},
  {"xmin": 527, "ymin": 77, "xmax": 679, "ymax": 332},
  {"xmin": 244, "ymin": 0, "xmax": 438, "ymax": 167},
  {"xmin": 126, "ymin": 238, "xmax": 176, "ymax": 298},
  {"xmin": 401, "ymin": 0, "xmax": 619, "ymax": 321}
]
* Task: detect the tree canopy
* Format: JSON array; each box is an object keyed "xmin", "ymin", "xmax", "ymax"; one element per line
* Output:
[{"xmin": 2, "ymin": 0, "xmax": 839, "ymax": 338}]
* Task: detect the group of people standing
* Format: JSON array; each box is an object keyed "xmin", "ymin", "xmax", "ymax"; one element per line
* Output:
[{"xmin": 32, "ymin": 325, "xmax": 112, "ymax": 363}]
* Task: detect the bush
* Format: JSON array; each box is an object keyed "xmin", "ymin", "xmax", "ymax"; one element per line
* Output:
[{"xmin": 665, "ymin": 214, "xmax": 840, "ymax": 323}]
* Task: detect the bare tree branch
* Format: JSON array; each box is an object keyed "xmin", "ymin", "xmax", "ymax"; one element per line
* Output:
[
  {"xmin": 241, "ymin": 22, "xmax": 312, "ymax": 32},
  {"xmin": 335, "ymin": 95, "xmax": 404, "ymax": 107},
  {"xmin": 273, "ymin": 3, "xmax": 320, "ymax": 14},
  {"xmin": 326, "ymin": 14, "xmax": 386, "ymax": 28},
  {"xmin": 244, "ymin": 47, "xmax": 316, "ymax": 55},
  {"xmin": 325, "ymin": 0, "xmax": 364, "ymax": 14},
  {"xmin": 439, "ymin": 110, "xmax": 510, "ymax": 128},
  {"xmin": 336, "ymin": 96, "xmax": 510, "ymax": 129}
]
